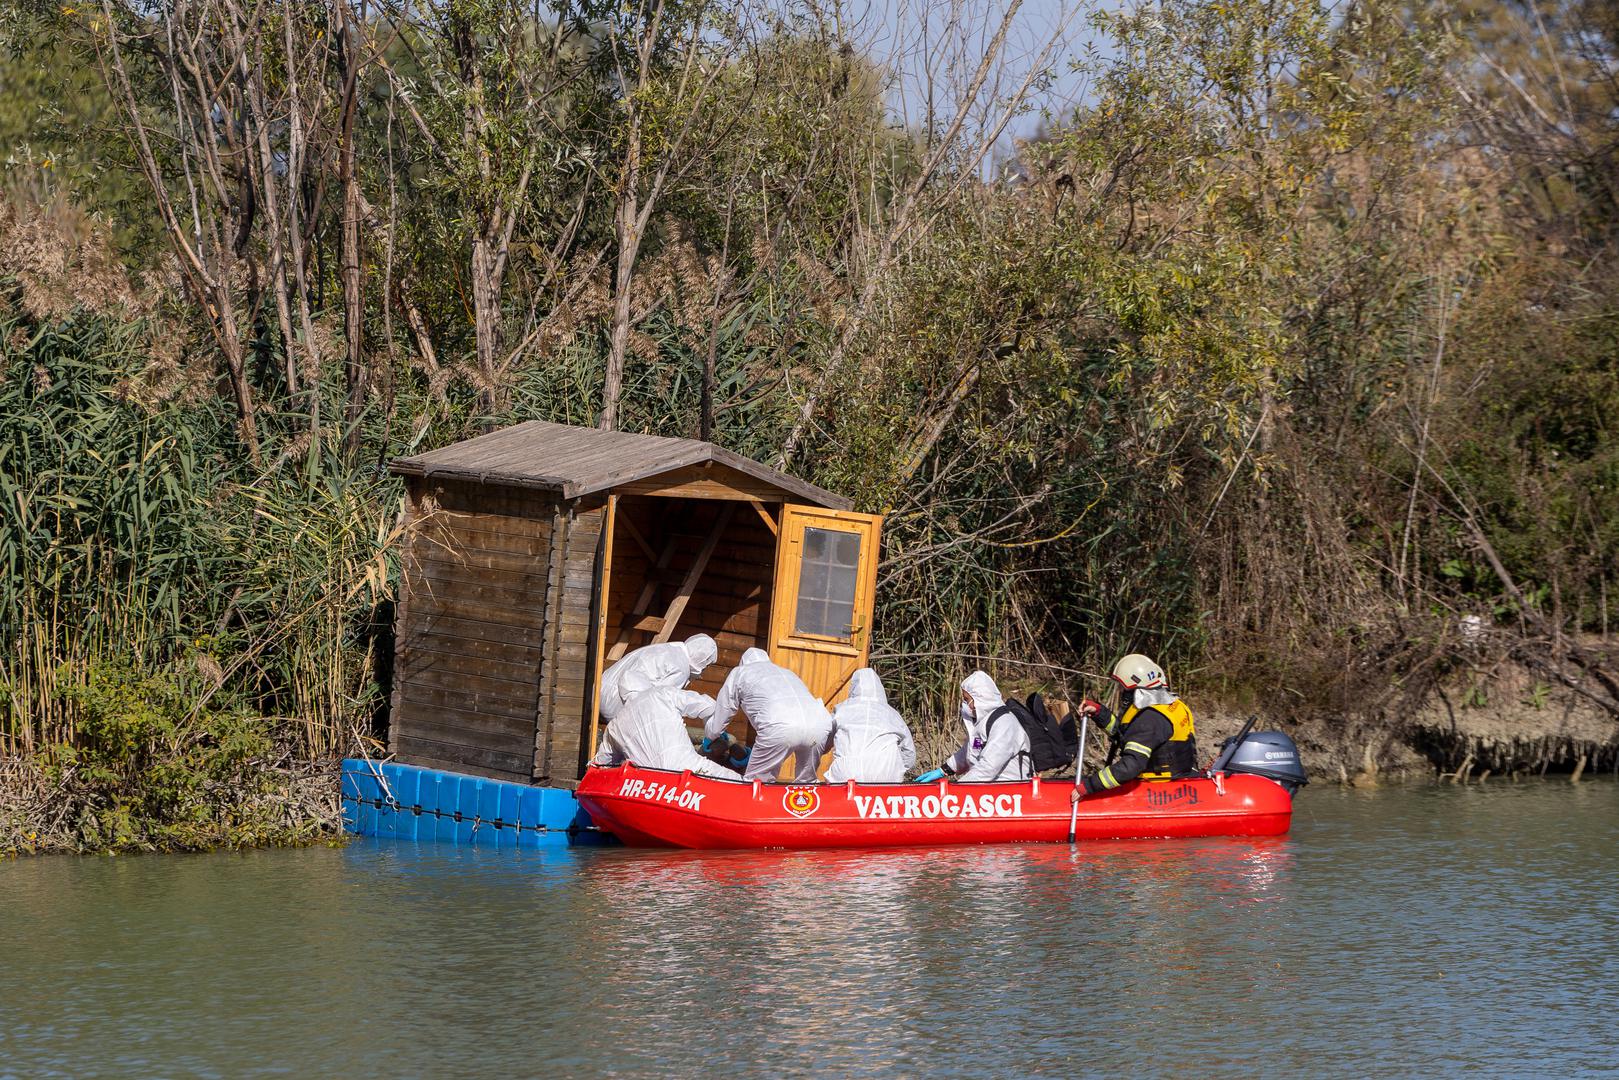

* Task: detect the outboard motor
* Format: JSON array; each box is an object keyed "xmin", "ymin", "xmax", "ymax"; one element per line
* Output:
[{"xmin": 1211, "ymin": 718, "xmax": 1308, "ymax": 795}]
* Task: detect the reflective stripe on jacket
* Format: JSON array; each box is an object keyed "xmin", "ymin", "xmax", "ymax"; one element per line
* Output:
[
  {"xmin": 1121, "ymin": 697, "xmax": 1198, "ymax": 780},
  {"xmin": 1082, "ymin": 697, "xmax": 1198, "ymax": 793}
]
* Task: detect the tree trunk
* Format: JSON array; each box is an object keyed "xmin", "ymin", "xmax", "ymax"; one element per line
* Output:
[
  {"xmin": 94, "ymin": 2, "xmax": 263, "ymax": 466},
  {"xmin": 452, "ymin": 13, "xmax": 503, "ymax": 420},
  {"xmin": 339, "ymin": 0, "xmax": 366, "ymax": 457},
  {"xmin": 601, "ymin": 190, "xmax": 641, "ymax": 431},
  {"xmin": 215, "ymin": 305, "xmax": 263, "ymax": 467},
  {"xmin": 699, "ymin": 312, "xmax": 718, "ymax": 443},
  {"xmin": 470, "ymin": 229, "xmax": 501, "ymax": 417}
]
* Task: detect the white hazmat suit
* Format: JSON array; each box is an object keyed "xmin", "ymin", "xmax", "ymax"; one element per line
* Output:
[
  {"xmin": 592, "ymin": 686, "xmax": 738, "ymax": 778},
  {"xmin": 947, "ymin": 671, "xmax": 1032, "ymax": 782},
  {"xmin": 598, "ymin": 635, "xmax": 718, "ymax": 721},
  {"xmin": 825, "ymin": 668, "xmax": 916, "ymax": 784},
  {"xmin": 706, "ymin": 648, "xmax": 833, "ymax": 782}
]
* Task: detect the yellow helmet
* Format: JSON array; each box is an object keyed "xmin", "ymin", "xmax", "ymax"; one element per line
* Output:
[{"xmin": 1110, "ymin": 653, "xmax": 1166, "ymax": 690}]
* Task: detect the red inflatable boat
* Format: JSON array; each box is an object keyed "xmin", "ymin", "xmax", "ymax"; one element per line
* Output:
[{"xmin": 574, "ymin": 763, "xmax": 1296, "ymax": 849}]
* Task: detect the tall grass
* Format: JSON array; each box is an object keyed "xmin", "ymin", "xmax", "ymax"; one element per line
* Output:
[
  {"xmin": 0, "ymin": 295, "xmax": 398, "ymax": 761},
  {"xmin": 215, "ymin": 455, "xmax": 404, "ymax": 758}
]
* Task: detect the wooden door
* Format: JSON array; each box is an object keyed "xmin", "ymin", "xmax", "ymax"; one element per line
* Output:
[{"xmin": 767, "ymin": 505, "xmax": 883, "ymax": 710}]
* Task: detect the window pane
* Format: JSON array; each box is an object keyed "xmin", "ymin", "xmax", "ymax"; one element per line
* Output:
[
  {"xmin": 834, "ymin": 531, "xmax": 860, "ymax": 565},
  {"xmin": 793, "ymin": 594, "xmax": 829, "ymax": 637},
  {"xmin": 803, "ymin": 528, "xmax": 828, "ymax": 561},
  {"xmin": 826, "ymin": 601, "xmax": 855, "ymax": 635},
  {"xmin": 801, "ymin": 560, "xmax": 830, "ymax": 601},
  {"xmin": 794, "ymin": 526, "xmax": 861, "ymax": 638}
]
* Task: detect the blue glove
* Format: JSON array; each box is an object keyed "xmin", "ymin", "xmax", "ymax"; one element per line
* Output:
[
  {"xmin": 700, "ymin": 732, "xmax": 731, "ymax": 754},
  {"xmin": 914, "ymin": 768, "xmax": 946, "ymax": 783},
  {"xmin": 731, "ymin": 747, "xmax": 752, "ymax": 767}
]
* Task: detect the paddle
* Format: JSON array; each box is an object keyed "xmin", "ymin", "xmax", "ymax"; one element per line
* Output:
[{"xmin": 1068, "ymin": 713, "xmax": 1089, "ymax": 844}]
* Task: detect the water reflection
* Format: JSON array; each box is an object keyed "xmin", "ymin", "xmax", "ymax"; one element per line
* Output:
[
  {"xmin": 561, "ymin": 835, "xmax": 1300, "ymax": 1069},
  {"xmin": 1, "ymin": 783, "xmax": 1613, "ymax": 1078}
]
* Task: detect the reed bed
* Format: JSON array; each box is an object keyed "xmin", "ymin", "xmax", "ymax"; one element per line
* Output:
[{"xmin": 0, "ymin": 295, "xmax": 397, "ymax": 768}]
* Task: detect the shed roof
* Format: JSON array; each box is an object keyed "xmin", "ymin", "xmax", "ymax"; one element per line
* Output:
[{"xmin": 391, "ymin": 420, "xmax": 850, "ymax": 509}]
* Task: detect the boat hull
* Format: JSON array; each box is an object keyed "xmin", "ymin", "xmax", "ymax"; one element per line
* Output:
[{"xmin": 575, "ymin": 764, "xmax": 1294, "ymax": 849}]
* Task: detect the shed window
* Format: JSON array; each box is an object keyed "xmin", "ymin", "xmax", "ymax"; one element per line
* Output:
[{"xmin": 794, "ymin": 526, "xmax": 861, "ymax": 639}]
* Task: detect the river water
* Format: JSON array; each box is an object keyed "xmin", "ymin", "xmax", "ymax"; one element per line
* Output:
[{"xmin": 2, "ymin": 781, "xmax": 1615, "ymax": 1078}]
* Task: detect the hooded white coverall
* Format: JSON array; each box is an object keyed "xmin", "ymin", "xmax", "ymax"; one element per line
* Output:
[
  {"xmin": 946, "ymin": 670, "xmax": 1032, "ymax": 782},
  {"xmin": 591, "ymin": 687, "xmax": 738, "ymax": 778},
  {"xmin": 825, "ymin": 668, "xmax": 916, "ymax": 784},
  {"xmin": 598, "ymin": 635, "xmax": 718, "ymax": 721},
  {"xmin": 706, "ymin": 648, "xmax": 833, "ymax": 782}
]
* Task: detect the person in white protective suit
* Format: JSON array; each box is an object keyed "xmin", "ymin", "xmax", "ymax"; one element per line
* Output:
[
  {"xmin": 916, "ymin": 670, "xmax": 1031, "ymax": 782},
  {"xmin": 591, "ymin": 686, "xmax": 738, "ymax": 778},
  {"xmin": 705, "ymin": 648, "xmax": 833, "ymax": 782},
  {"xmin": 597, "ymin": 634, "xmax": 718, "ymax": 721},
  {"xmin": 825, "ymin": 668, "xmax": 916, "ymax": 784}
]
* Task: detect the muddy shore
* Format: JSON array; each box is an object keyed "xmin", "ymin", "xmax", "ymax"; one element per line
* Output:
[
  {"xmin": 1199, "ymin": 663, "xmax": 1619, "ymax": 786},
  {"xmin": 0, "ymin": 754, "xmax": 345, "ymax": 857}
]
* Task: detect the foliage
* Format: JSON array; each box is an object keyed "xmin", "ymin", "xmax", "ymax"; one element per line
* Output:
[
  {"xmin": 2, "ymin": 0, "xmax": 1618, "ymax": 825},
  {"xmin": 0, "ymin": 36, "xmax": 156, "ymax": 254},
  {"xmin": 0, "ymin": 215, "xmax": 397, "ymax": 762},
  {"xmin": 43, "ymin": 661, "xmax": 322, "ymax": 852}
]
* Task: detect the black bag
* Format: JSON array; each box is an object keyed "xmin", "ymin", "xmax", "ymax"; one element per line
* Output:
[{"xmin": 985, "ymin": 692, "xmax": 1078, "ymax": 774}]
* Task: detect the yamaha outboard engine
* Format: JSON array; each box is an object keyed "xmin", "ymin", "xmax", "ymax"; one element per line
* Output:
[{"xmin": 1211, "ymin": 718, "xmax": 1308, "ymax": 795}]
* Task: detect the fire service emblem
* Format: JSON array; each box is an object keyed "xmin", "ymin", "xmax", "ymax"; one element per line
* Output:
[{"xmin": 783, "ymin": 786, "xmax": 820, "ymax": 818}]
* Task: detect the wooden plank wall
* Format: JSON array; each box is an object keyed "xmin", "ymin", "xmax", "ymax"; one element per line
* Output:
[
  {"xmin": 391, "ymin": 478, "xmax": 556, "ymax": 782},
  {"xmin": 390, "ymin": 479, "xmax": 602, "ymax": 788},
  {"xmin": 604, "ymin": 497, "xmax": 776, "ymax": 699},
  {"xmin": 534, "ymin": 499, "xmax": 604, "ymax": 787}
]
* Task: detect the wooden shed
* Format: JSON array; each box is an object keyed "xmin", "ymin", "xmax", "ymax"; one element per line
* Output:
[{"xmin": 387, "ymin": 420, "xmax": 883, "ymax": 787}]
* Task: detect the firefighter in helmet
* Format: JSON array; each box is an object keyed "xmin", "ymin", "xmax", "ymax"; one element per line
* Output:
[{"xmin": 1071, "ymin": 653, "xmax": 1198, "ymax": 802}]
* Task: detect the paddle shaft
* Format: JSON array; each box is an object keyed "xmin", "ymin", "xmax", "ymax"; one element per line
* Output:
[{"xmin": 1068, "ymin": 715, "xmax": 1089, "ymax": 843}]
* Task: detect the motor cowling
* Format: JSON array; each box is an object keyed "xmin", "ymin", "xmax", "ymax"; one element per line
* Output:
[{"xmin": 1214, "ymin": 730, "xmax": 1308, "ymax": 794}]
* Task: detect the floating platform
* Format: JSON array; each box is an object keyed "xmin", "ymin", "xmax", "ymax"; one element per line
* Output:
[{"xmin": 340, "ymin": 759, "xmax": 611, "ymax": 847}]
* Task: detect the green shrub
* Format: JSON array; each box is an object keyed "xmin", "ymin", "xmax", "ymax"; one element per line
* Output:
[{"xmin": 47, "ymin": 661, "xmax": 308, "ymax": 852}]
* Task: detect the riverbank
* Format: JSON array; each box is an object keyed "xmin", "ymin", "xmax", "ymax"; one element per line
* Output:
[
  {"xmin": 7, "ymin": 657, "xmax": 1615, "ymax": 857},
  {"xmin": 0, "ymin": 752, "xmax": 346, "ymax": 858},
  {"xmin": 1198, "ymin": 659, "xmax": 1619, "ymax": 786}
]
